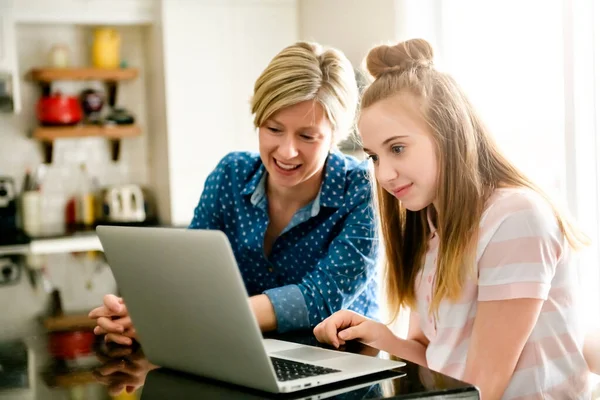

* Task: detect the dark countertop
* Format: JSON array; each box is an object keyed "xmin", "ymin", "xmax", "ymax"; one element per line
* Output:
[
  {"xmin": 0, "ymin": 249, "xmax": 480, "ymax": 399},
  {"xmin": 0, "ymin": 327, "xmax": 480, "ymax": 399}
]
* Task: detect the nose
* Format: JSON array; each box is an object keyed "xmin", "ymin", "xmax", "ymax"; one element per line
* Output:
[
  {"xmin": 375, "ymin": 156, "xmax": 399, "ymax": 184},
  {"xmin": 277, "ymin": 134, "xmax": 299, "ymax": 160}
]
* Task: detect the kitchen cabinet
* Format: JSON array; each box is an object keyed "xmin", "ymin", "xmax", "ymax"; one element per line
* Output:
[{"xmin": 13, "ymin": 0, "xmax": 156, "ymax": 25}]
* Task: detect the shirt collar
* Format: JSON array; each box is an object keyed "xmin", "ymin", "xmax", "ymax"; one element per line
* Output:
[
  {"xmin": 242, "ymin": 151, "xmax": 348, "ymax": 209},
  {"xmin": 241, "ymin": 164, "xmax": 266, "ymax": 197}
]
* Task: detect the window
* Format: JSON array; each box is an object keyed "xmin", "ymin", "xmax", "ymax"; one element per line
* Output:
[{"xmin": 432, "ymin": 0, "xmax": 600, "ymax": 328}]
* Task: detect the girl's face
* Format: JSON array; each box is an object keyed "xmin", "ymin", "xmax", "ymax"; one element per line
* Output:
[
  {"xmin": 258, "ymin": 100, "xmax": 333, "ymax": 190},
  {"xmin": 359, "ymin": 93, "xmax": 439, "ymax": 212}
]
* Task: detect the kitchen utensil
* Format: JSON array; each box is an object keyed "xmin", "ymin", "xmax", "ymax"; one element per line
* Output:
[
  {"xmin": 48, "ymin": 331, "xmax": 96, "ymax": 360},
  {"xmin": 48, "ymin": 44, "xmax": 70, "ymax": 68},
  {"xmin": 105, "ymin": 107, "xmax": 135, "ymax": 125},
  {"xmin": 102, "ymin": 184, "xmax": 146, "ymax": 223},
  {"xmin": 0, "ymin": 71, "xmax": 14, "ymax": 113},
  {"xmin": 21, "ymin": 191, "xmax": 42, "ymax": 237},
  {"xmin": 80, "ymin": 88, "xmax": 104, "ymax": 123},
  {"xmin": 36, "ymin": 92, "xmax": 82, "ymax": 126},
  {"xmin": 92, "ymin": 28, "xmax": 121, "ymax": 69},
  {"xmin": 0, "ymin": 257, "xmax": 20, "ymax": 286},
  {"xmin": 0, "ymin": 177, "xmax": 17, "ymax": 233}
]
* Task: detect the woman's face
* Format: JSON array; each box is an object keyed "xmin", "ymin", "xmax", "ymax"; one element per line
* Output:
[
  {"xmin": 359, "ymin": 93, "xmax": 439, "ymax": 212},
  {"xmin": 259, "ymin": 100, "xmax": 333, "ymax": 190}
]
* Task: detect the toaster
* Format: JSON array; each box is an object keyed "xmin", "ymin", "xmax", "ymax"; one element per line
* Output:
[
  {"xmin": 0, "ymin": 177, "xmax": 17, "ymax": 232},
  {"xmin": 101, "ymin": 184, "xmax": 151, "ymax": 224}
]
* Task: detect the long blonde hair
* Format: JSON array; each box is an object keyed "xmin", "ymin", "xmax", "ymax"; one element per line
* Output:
[
  {"xmin": 250, "ymin": 42, "xmax": 358, "ymax": 146},
  {"xmin": 360, "ymin": 38, "xmax": 589, "ymax": 319}
]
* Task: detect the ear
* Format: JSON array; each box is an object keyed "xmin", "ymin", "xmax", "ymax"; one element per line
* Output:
[{"xmin": 330, "ymin": 130, "xmax": 339, "ymax": 151}]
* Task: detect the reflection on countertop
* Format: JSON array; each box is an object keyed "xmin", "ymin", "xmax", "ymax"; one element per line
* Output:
[{"xmin": 0, "ymin": 249, "xmax": 119, "ymax": 399}]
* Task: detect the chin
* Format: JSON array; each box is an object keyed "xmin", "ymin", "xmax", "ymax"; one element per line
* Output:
[{"xmin": 400, "ymin": 200, "xmax": 428, "ymax": 212}]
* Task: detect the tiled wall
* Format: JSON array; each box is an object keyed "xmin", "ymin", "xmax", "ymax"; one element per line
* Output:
[
  {"xmin": 0, "ymin": 24, "xmax": 150, "ymax": 234},
  {"xmin": 0, "ymin": 24, "xmax": 148, "ymax": 339}
]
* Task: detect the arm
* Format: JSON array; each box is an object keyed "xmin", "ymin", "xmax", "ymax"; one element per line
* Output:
[
  {"xmin": 462, "ymin": 202, "xmax": 561, "ymax": 399},
  {"xmin": 191, "ymin": 156, "xmax": 279, "ymax": 331},
  {"xmin": 188, "ymin": 156, "xmax": 229, "ymax": 230},
  {"xmin": 463, "ymin": 298, "xmax": 543, "ymax": 399},
  {"xmin": 391, "ymin": 311, "xmax": 429, "ymax": 367},
  {"xmin": 264, "ymin": 190, "xmax": 378, "ymax": 333},
  {"xmin": 313, "ymin": 309, "xmax": 429, "ymax": 367},
  {"xmin": 250, "ymin": 294, "xmax": 277, "ymax": 332},
  {"xmin": 375, "ymin": 310, "xmax": 429, "ymax": 367}
]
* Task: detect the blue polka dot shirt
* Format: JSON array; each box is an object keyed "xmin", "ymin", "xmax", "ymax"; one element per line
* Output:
[{"xmin": 189, "ymin": 151, "xmax": 380, "ymax": 333}]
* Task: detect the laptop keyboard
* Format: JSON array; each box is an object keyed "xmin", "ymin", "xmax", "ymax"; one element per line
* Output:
[{"xmin": 270, "ymin": 357, "xmax": 341, "ymax": 382}]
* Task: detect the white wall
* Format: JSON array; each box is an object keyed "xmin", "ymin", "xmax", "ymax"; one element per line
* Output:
[
  {"xmin": 438, "ymin": 0, "xmax": 566, "ymax": 200},
  {"xmin": 157, "ymin": 0, "xmax": 298, "ymax": 225},
  {"xmin": 298, "ymin": 0, "xmax": 398, "ymax": 67}
]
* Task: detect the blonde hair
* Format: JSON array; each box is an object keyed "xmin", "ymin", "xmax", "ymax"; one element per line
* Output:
[
  {"xmin": 251, "ymin": 42, "xmax": 358, "ymax": 146},
  {"xmin": 360, "ymin": 38, "xmax": 589, "ymax": 320}
]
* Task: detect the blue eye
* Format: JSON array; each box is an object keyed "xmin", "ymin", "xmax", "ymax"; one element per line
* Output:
[
  {"xmin": 391, "ymin": 145, "xmax": 405, "ymax": 154},
  {"xmin": 366, "ymin": 154, "xmax": 378, "ymax": 162}
]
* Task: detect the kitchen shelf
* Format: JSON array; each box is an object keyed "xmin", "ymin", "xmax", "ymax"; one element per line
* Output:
[
  {"xmin": 34, "ymin": 124, "xmax": 141, "ymax": 140},
  {"xmin": 29, "ymin": 232, "xmax": 103, "ymax": 255},
  {"xmin": 27, "ymin": 67, "xmax": 139, "ymax": 82},
  {"xmin": 27, "ymin": 67, "xmax": 139, "ymax": 108},
  {"xmin": 0, "ymin": 232, "xmax": 102, "ymax": 256},
  {"xmin": 26, "ymin": 67, "xmax": 141, "ymax": 164},
  {"xmin": 43, "ymin": 313, "xmax": 98, "ymax": 332},
  {"xmin": 0, "ymin": 244, "xmax": 30, "ymax": 257},
  {"xmin": 33, "ymin": 124, "xmax": 141, "ymax": 163}
]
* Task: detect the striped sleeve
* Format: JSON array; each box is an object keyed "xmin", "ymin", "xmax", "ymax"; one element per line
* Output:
[{"xmin": 477, "ymin": 197, "xmax": 563, "ymax": 302}]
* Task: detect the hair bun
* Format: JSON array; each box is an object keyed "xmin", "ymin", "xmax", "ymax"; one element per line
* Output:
[{"xmin": 366, "ymin": 38, "xmax": 434, "ymax": 79}]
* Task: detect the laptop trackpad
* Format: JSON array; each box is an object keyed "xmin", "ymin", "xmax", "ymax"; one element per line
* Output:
[{"xmin": 273, "ymin": 347, "xmax": 349, "ymax": 362}]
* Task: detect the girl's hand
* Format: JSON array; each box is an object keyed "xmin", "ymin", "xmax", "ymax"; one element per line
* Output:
[{"xmin": 313, "ymin": 310, "xmax": 392, "ymax": 349}]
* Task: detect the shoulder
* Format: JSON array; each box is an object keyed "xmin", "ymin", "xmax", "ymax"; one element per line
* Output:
[
  {"xmin": 478, "ymin": 187, "xmax": 563, "ymax": 247},
  {"xmin": 215, "ymin": 151, "xmax": 261, "ymax": 172},
  {"xmin": 330, "ymin": 151, "xmax": 372, "ymax": 196},
  {"xmin": 210, "ymin": 151, "xmax": 262, "ymax": 180}
]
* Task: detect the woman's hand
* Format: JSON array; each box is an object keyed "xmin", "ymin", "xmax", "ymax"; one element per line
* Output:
[
  {"xmin": 93, "ymin": 344, "xmax": 157, "ymax": 396},
  {"xmin": 313, "ymin": 310, "xmax": 392, "ymax": 349},
  {"xmin": 88, "ymin": 294, "xmax": 137, "ymax": 346}
]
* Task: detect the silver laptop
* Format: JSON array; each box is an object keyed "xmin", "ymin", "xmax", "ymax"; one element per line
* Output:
[{"xmin": 96, "ymin": 226, "xmax": 405, "ymax": 394}]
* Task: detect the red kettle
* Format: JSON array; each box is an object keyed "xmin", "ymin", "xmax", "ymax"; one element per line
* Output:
[{"xmin": 36, "ymin": 92, "xmax": 82, "ymax": 126}]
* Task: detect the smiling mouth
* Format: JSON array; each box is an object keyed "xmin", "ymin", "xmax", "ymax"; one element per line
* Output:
[
  {"xmin": 392, "ymin": 183, "xmax": 413, "ymax": 197},
  {"xmin": 274, "ymin": 158, "xmax": 302, "ymax": 171}
]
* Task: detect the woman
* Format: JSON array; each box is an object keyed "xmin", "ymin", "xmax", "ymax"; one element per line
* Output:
[
  {"xmin": 314, "ymin": 38, "xmax": 591, "ymax": 399},
  {"xmin": 89, "ymin": 41, "xmax": 380, "ymax": 344}
]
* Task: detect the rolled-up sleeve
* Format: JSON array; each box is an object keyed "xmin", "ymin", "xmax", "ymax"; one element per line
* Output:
[{"xmin": 264, "ymin": 189, "xmax": 378, "ymax": 333}]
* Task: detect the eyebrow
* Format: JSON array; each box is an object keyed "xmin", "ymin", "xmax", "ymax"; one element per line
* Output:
[
  {"xmin": 362, "ymin": 135, "xmax": 409, "ymax": 153},
  {"xmin": 267, "ymin": 118, "xmax": 318, "ymax": 132}
]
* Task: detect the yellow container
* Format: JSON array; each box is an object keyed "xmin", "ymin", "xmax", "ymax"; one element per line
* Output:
[{"xmin": 92, "ymin": 28, "xmax": 121, "ymax": 69}]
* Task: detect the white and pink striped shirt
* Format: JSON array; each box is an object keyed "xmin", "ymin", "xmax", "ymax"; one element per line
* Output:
[{"xmin": 415, "ymin": 188, "xmax": 590, "ymax": 399}]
